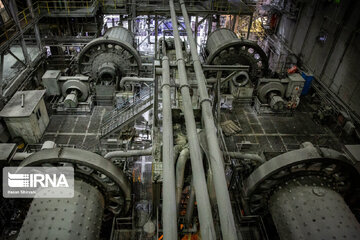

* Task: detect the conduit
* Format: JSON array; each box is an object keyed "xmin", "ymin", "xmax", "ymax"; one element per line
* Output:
[
  {"xmin": 169, "ymin": 0, "xmax": 216, "ymax": 238},
  {"xmin": 175, "ymin": 147, "xmax": 190, "ymax": 212},
  {"xmin": 161, "ymin": 43, "xmax": 178, "ymax": 239},
  {"xmin": 120, "ymin": 77, "xmax": 154, "ymax": 88},
  {"xmin": 179, "ymin": 0, "xmax": 240, "ymax": 239},
  {"xmin": 104, "ymin": 148, "xmax": 152, "ymax": 159},
  {"xmin": 224, "ymin": 151, "xmax": 265, "ymax": 165}
]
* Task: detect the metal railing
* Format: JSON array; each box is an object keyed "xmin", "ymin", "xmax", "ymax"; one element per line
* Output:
[
  {"xmin": 37, "ymin": 0, "xmax": 97, "ymax": 14},
  {"xmin": 0, "ymin": 2, "xmax": 41, "ymax": 48},
  {"xmin": 0, "ymin": 0, "xmax": 252, "ymax": 48},
  {"xmin": 102, "ymin": 84, "xmax": 153, "ymax": 126},
  {"xmin": 0, "ymin": 0, "xmax": 98, "ymax": 47}
]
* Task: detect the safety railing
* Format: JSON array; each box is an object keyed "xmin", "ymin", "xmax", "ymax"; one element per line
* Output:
[
  {"xmin": 125, "ymin": 0, "xmax": 246, "ymax": 13},
  {"xmin": 102, "ymin": 83, "xmax": 153, "ymax": 125},
  {"xmin": 0, "ymin": 2, "xmax": 41, "ymax": 48},
  {"xmin": 0, "ymin": 0, "xmax": 253, "ymax": 49},
  {"xmin": 36, "ymin": 0, "xmax": 97, "ymax": 15}
]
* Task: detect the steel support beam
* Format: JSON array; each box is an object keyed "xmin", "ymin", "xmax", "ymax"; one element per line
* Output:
[
  {"xmin": 26, "ymin": 0, "xmax": 42, "ymax": 50},
  {"xmin": 8, "ymin": 0, "xmax": 31, "ymax": 64},
  {"xmin": 179, "ymin": 1, "xmax": 240, "ymax": 239},
  {"xmin": 169, "ymin": 1, "xmax": 216, "ymax": 239},
  {"xmin": 7, "ymin": 49, "xmax": 27, "ymax": 67},
  {"xmin": 247, "ymin": 14, "xmax": 253, "ymax": 39},
  {"xmin": 0, "ymin": 53, "xmax": 4, "ymax": 97}
]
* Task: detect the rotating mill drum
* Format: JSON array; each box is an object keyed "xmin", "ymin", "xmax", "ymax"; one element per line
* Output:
[
  {"xmin": 243, "ymin": 143, "xmax": 360, "ymax": 240},
  {"xmin": 16, "ymin": 148, "xmax": 132, "ymax": 240},
  {"xmin": 77, "ymin": 27, "xmax": 142, "ymax": 86},
  {"xmin": 205, "ymin": 28, "xmax": 268, "ymax": 80}
]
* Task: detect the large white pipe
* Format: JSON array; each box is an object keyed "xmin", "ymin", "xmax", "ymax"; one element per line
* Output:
[
  {"xmin": 175, "ymin": 147, "xmax": 190, "ymax": 212},
  {"xmin": 169, "ymin": 0, "xmax": 216, "ymax": 238},
  {"xmin": 224, "ymin": 151, "xmax": 265, "ymax": 165},
  {"xmin": 104, "ymin": 148, "xmax": 152, "ymax": 159},
  {"xmin": 179, "ymin": 1, "xmax": 240, "ymax": 239},
  {"xmin": 119, "ymin": 77, "xmax": 154, "ymax": 88},
  {"xmin": 161, "ymin": 52, "xmax": 178, "ymax": 239}
]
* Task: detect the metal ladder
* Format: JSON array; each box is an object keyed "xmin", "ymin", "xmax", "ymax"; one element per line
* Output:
[{"xmin": 100, "ymin": 84, "xmax": 154, "ymax": 138}]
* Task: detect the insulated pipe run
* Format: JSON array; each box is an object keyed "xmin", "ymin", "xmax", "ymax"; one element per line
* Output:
[
  {"xmin": 175, "ymin": 147, "xmax": 190, "ymax": 212},
  {"xmin": 120, "ymin": 77, "xmax": 154, "ymax": 88},
  {"xmin": 224, "ymin": 151, "xmax": 265, "ymax": 165},
  {"xmin": 104, "ymin": 148, "xmax": 152, "ymax": 159},
  {"xmin": 169, "ymin": 1, "xmax": 216, "ymax": 239},
  {"xmin": 179, "ymin": 1, "xmax": 239, "ymax": 239},
  {"xmin": 185, "ymin": 181, "xmax": 195, "ymax": 227},
  {"xmin": 161, "ymin": 52, "xmax": 178, "ymax": 239}
]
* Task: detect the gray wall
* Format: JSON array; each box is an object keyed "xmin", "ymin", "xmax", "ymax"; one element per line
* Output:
[{"xmin": 272, "ymin": 0, "xmax": 360, "ymax": 117}]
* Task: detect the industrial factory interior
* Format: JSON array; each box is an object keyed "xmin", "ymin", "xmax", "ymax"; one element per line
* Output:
[{"xmin": 1, "ymin": 0, "xmax": 360, "ymax": 239}]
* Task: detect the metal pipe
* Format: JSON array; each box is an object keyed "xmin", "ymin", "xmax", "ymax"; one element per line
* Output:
[
  {"xmin": 185, "ymin": 181, "xmax": 195, "ymax": 227},
  {"xmin": 169, "ymin": 1, "xmax": 216, "ymax": 239},
  {"xmin": 104, "ymin": 148, "xmax": 152, "ymax": 159},
  {"xmin": 161, "ymin": 51, "xmax": 178, "ymax": 239},
  {"xmin": 224, "ymin": 151, "xmax": 265, "ymax": 165},
  {"xmin": 179, "ymin": 1, "xmax": 239, "ymax": 239},
  {"xmin": 175, "ymin": 147, "xmax": 190, "ymax": 212},
  {"xmin": 120, "ymin": 77, "xmax": 154, "ymax": 88}
]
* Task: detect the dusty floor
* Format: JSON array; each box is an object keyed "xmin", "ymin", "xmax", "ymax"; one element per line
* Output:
[{"xmin": 221, "ymin": 100, "xmax": 344, "ymax": 159}]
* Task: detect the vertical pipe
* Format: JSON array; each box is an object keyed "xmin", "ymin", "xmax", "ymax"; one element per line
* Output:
[
  {"xmin": 161, "ymin": 47, "xmax": 177, "ymax": 239},
  {"xmin": 26, "ymin": 0, "xmax": 42, "ymax": 51},
  {"xmin": 175, "ymin": 147, "xmax": 190, "ymax": 212},
  {"xmin": 179, "ymin": 1, "xmax": 240, "ymax": 239},
  {"xmin": 247, "ymin": 14, "xmax": 253, "ymax": 40},
  {"xmin": 194, "ymin": 16, "xmax": 198, "ymax": 45},
  {"xmin": 155, "ymin": 15, "xmax": 158, "ymax": 59},
  {"xmin": 207, "ymin": 15, "xmax": 213, "ymax": 36},
  {"xmin": 185, "ymin": 181, "xmax": 195, "ymax": 227},
  {"xmin": 169, "ymin": 1, "xmax": 216, "ymax": 239},
  {"xmin": 0, "ymin": 53, "xmax": 4, "ymax": 97}
]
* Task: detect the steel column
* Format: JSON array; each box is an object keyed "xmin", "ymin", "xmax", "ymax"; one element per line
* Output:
[
  {"xmin": 247, "ymin": 14, "xmax": 253, "ymax": 39},
  {"xmin": 169, "ymin": 1, "xmax": 216, "ymax": 239},
  {"xmin": 26, "ymin": 0, "xmax": 42, "ymax": 50},
  {"xmin": 0, "ymin": 53, "xmax": 4, "ymax": 97},
  {"xmin": 179, "ymin": 1, "xmax": 240, "ymax": 239},
  {"xmin": 8, "ymin": 0, "xmax": 31, "ymax": 64}
]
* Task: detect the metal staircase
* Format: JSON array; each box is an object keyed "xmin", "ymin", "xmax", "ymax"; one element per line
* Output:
[{"xmin": 100, "ymin": 84, "xmax": 154, "ymax": 138}]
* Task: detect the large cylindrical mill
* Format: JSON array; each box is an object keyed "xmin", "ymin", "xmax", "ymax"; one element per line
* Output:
[
  {"xmin": 205, "ymin": 28, "xmax": 268, "ymax": 79},
  {"xmin": 17, "ymin": 180, "xmax": 105, "ymax": 240},
  {"xmin": 269, "ymin": 181, "xmax": 360, "ymax": 239},
  {"xmin": 16, "ymin": 148, "xmax": 132, "ymax": 240},
  {"xmin": 77, "ymin": 26, "xmax": 141, "ymax": 84},
  {"xmin": 243, "ymin": 143, "xmax": 360, "ymax": 240}
]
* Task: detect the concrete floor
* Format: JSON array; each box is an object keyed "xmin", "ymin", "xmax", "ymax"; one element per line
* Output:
[
  {"xmin": 41, "ymin": 96, "xmax": 343, "ymax": 158},
  {"xmin": 221, "ymin": 99, "xmax": 343, "ymax": 159},
  {"xmin": 41, "ymin": 106, "xmax": 111, "ymax": 150},
  {"xmin": 41, "ymin": 105, "xmax": 152, "ymax": 151}
]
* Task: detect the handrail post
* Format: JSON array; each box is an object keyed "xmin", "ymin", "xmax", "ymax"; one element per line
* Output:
[{"xmin": 46, "ymin": 1, "xmax": 50, "ymax": 14}]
